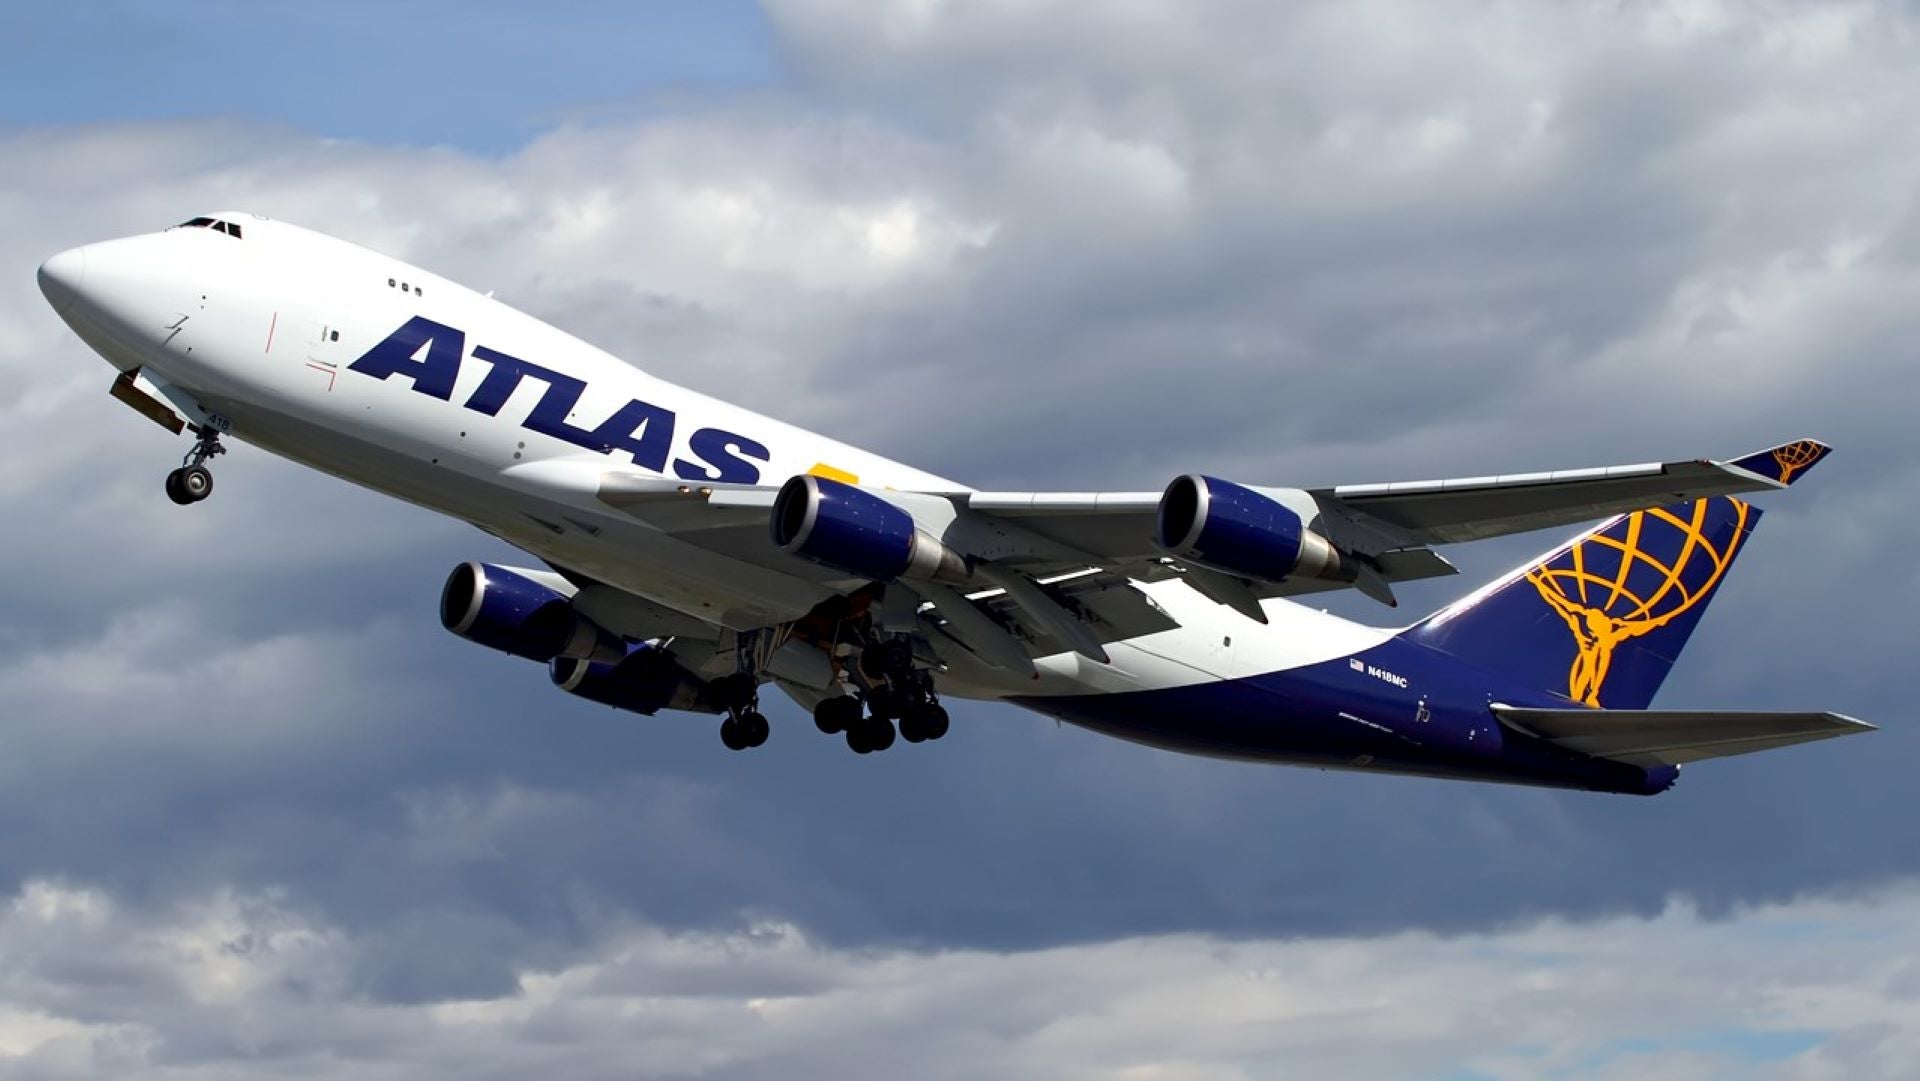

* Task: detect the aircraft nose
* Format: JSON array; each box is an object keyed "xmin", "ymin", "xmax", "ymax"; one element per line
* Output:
[{"xmin": 37, "ymin": 246, "xmax": 88, "ymax": 314}]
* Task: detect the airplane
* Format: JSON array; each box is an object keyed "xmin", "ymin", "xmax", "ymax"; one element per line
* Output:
[{"xmin": 35, "ymin": 211, "xmax": 1872, "ymax": 796}]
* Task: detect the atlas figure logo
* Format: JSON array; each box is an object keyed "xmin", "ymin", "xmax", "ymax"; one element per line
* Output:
[
  {"xmin": 1770, "ymin": 439, "xmax": 1827, "ymax": 485},
  {"xmin": 1526, "ymin": 498, "xmax": 1751, "ymax": 707},
  {"xmin": 346, "ymin": 317, "xmax": 773, "ymax": 483}
]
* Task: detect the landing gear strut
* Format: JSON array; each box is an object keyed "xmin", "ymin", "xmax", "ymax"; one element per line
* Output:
[
  {"xmin": 714, "ymin": 627, "xmax": 795, "ymax": 752},
  {"xmin": 165, "ymin": 425, "xmax": 226, "ymax": 506}
]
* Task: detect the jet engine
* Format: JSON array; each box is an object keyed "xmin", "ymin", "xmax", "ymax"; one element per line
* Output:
[
  {"xmin": 550, "ymin": 643, "xmax": 711, "ymax": 715},
  {"xmin": 1156, "ymin": 475, "xmax": 1348, "ymax": 584},
  {"xmin": 770, "ymin": 475, "xmax": 968, "ymax": 582},
  {"xmin": 439, "ymin": 562, "xmax": 625, "ymax": 663}
]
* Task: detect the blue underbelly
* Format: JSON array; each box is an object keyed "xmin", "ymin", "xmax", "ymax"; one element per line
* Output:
[{"xmin": 1013, "ymin": 645, "xmax": 1675, "ymax": 796}]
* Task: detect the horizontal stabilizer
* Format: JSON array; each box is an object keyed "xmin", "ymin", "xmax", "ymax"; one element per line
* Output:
[{"xmin": 1491, "ymin": 704, "xmax": 1874, "ymax": 767}]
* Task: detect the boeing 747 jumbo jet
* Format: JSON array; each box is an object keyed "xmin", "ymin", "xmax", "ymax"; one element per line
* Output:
[{"xmin": 37, "ymin": 212, "xmax": 1872, "ymax": 794}]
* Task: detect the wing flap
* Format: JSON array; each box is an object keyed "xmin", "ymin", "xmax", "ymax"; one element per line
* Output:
[
  {"xmin": 1231, "ymin": 546, "xmax": 1457, "ymax": 602},
  {"xmin": 968, "ymin": 569, "xmax": 1179, "ymax": 654},
  {"xmin": 1492, "ymin": 704, "xmax": 1874, "ymax": 767}
]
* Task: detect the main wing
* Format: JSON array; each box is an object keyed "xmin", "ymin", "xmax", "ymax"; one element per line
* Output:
[
  {"xmin": 964, "ymin": 439, "xmax": 1828, "ymax": 565},
  {"xmin": 595, "ymin": 439, "xmax": 1828, "ymax": 668}
]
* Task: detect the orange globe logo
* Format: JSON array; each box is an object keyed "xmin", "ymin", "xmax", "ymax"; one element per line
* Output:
[
  {"xmin": 1527, "ymin": 499, "xmax": 1752, "ymax": 706},
  {"xmin": 1771, "ymin": 440, "xmax": 1825, "ymax": 485}
]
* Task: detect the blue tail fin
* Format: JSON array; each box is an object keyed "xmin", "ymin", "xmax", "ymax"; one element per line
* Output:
[{"xmin": 1403, "ymin": 496, "xmax": 1763, "ymax": 709}]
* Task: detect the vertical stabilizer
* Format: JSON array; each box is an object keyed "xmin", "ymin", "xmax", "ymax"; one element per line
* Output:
[{"xmin": 1403, "ymin": 497, "xmax": 1762, "ymax": 709}]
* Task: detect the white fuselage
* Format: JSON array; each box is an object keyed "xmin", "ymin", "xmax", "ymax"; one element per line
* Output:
[{"xmin": 39, "ymin": 213, "xmax": 1389, "ymax": 705}]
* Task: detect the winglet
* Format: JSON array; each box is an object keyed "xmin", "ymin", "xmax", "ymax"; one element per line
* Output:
[{"xmin": 1727, "ymin": 438, "xmax": 1832, "ymax": 487}]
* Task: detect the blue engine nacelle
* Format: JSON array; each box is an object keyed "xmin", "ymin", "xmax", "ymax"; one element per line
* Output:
[
  {"xmin": 550, "ymin": 643, "xmax": 712, "ymax": 716},
  {"xmin": 1156, "ymin": 475, "xmax": 1348, "ymax": 584},
  {"xmin": 770, "ymin": 474, "xmax": 968, "ymax": 582},
  {"xmin": 439, "ymin": 562, "xmax": 625, "ymax": 663}
]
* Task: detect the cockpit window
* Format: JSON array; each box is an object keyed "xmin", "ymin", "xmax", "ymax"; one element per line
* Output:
[{"xmin": 175, "ymin": 216, "xmax": 242, "ymax": 239}]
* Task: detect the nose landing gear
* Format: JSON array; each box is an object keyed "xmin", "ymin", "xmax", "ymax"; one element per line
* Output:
[{"xmin": 164, "ymin": 425, "xmax": 227, "ymax": 506}]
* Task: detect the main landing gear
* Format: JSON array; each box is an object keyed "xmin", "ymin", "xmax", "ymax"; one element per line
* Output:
[
  {"xmin": 709, "ymin": 672, "xmax": 770, "ymax": 751},
  {"xmin": 810, "ymin": 636, "xmax": 950, "ymax": 755},
  {"xmin": 164, "ymin": 425, "xmax": 226, "ymax": 506}
]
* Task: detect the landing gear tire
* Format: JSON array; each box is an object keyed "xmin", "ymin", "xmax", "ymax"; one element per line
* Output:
[
  {"xmin": 813, "ymin": 695, "xmax": 859, "ymax": 735},
  {"xmin": 921, "ymin": 703, "xmax": 949, "ymax": 741},
  {"xmin": 900, "ymin": 702, "xmax": 949, "ymax": 743},
  {"xmin": 847, "ymin": 715, "xmax": 895, "ymax": 754},
  {"xmin": 721, "ymin": 709, "xmax": 769, "ymax": 750},
  {"xmin": 166, "ymin": 425, "xmax": 226, "ymax": 505},
  {"xmin": 179, "ymin": 465, "xmax": 213, "ymax": 502},
  {"xmin": 165, "ymin": 466, "xmax": 213, "ymax": 505},
  {"xmin": 739, "ymin": 710, "xmax": 769, "ymax": 747}
]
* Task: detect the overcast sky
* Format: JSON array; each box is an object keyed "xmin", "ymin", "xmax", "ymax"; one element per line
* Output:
[{"xmin": 3, "ymin": 1, "xmax": 1917, "ymax": 1077}]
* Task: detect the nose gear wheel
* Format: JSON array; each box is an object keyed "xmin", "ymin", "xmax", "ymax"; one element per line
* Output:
[{"xmin": 164, "ymin": 425, "xmax": 227, "ymax": 505}]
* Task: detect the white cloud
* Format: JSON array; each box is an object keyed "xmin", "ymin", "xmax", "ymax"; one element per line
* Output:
[{"xmin": 0, "ymin": 877, "xmax": 1917, "ymax": 1079}]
